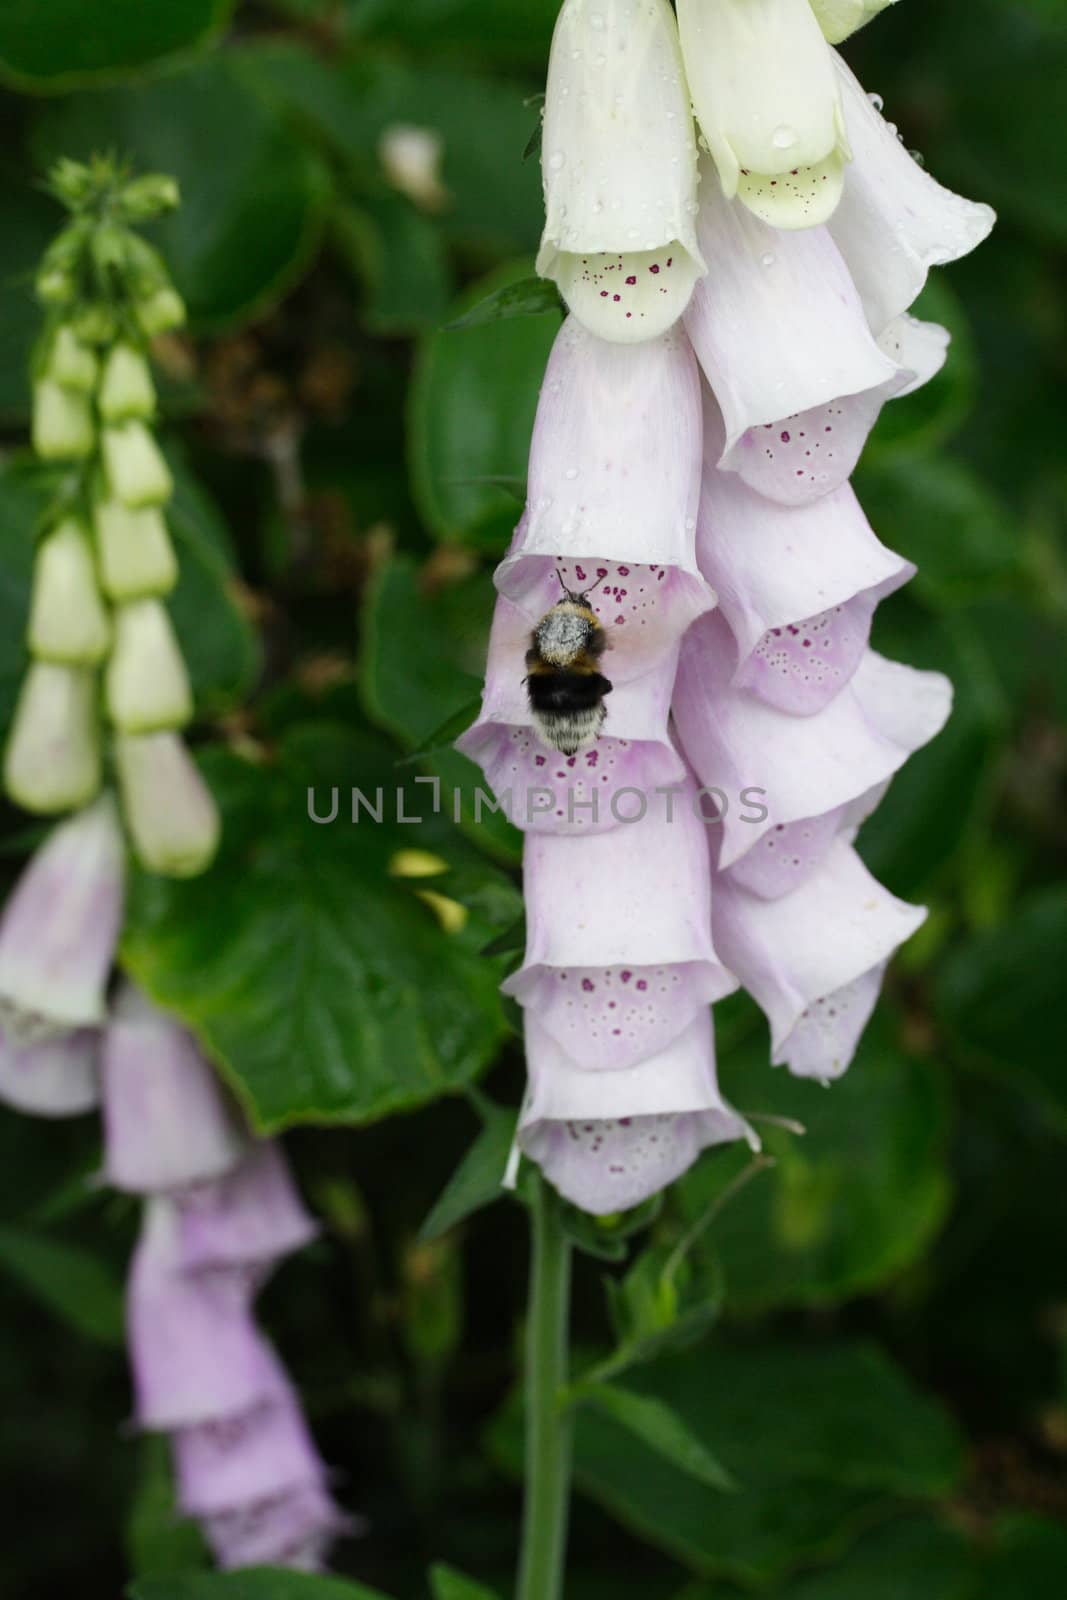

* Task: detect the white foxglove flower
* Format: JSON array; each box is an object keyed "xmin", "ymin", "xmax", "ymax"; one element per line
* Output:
[
  {"xmin": 4, "ymin": 661, "xmax": 101, "ymax": 814},
  {"xmin": 0, "ymin": 795, "xmax": 124, "ymax": 1036},
  {"xmin": 97, "ymin": 342, "xmax": 157, "ymax": 422},
  {"xmin": 379, "ymin": 124, "xmax": 449, "ymax": 212},
  {"xmin": 828, "ymin": 56, "xmax": 996, "ymax": 335},
  {"xmin": 106, "ymin": 599, "xmax": 193, "ymax": 733},
  {"xmin": 0, "ymin": 1030, "xmax": 99, "ymax": 1117},
  {"xmin": 46, "ymin": 324, "xmax": 99, "ymax": 392},
  {"xmin": 676, "ymin": 0, "xmax": 850, "ymax": 228},
  {"xmin": 93, "ymin": 499, "xmax": 178, "ymax": 600},
  {"xmin": 32, "ymin": 379, "xmax": 94, "ymax": 461},
  {"xmin": 810, "ymin": 0, "xmax": 897, "ymax": 44},
  {"xmin": 537, "ymin": 0, "xmax": 705, "ymax": 341},
  {"xmin": 114, "ymin": 730, "xmax": 220, "ymax": 878},
  {"xmin": 102, "ymin": 421, "xmax": 174, "ymax": 508},
  {"xmin": 27, "ymin": 519, "xmax": 111, "ymax": 665}
]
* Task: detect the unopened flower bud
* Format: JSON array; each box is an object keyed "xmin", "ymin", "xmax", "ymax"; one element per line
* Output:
[
  {"xmin": 93, "ymin": 498, "xmax": 178, "ymax": 600},
  {"xmin": 28, "ymin": 519, "xmax": 110, "ymax": 665},
  {"xmin": 135, "ymin": 285, "xmax": 187, "ymax": 338},
  {"xmin": 46, "ymin": 325, "xmax": 99, "ymax": 393},
  {"xmin": 379, "ymin": 124, "xmax": 450, "ymax": 212},
  {"xmin": 3, "ymin": 662, "xmax": 101, "ymax": 815},
  {"xmin": 809, "ymin": 0, "xmax": 898, "ymax": 44},
  {"xmin": 106, "ymin": 599, "xmax": 193, "ymax": 733},
  {"xmin": 35, "ymin": 268, "xmax": 76, "ymax": 306},
  {"xmin": 32, "ymin": 379, "xmax": 94, "ymax": 461},
  {"xmin": 71, "ymin": 302, "xmax": 118, "ymax": 345},
  {"xmin": 102, "ymin": 421, "xmax": 174, "ymax": 508},
  {"xmin": 115, "ymin": 731, "xmax": 220, "ymax": 878},
  {"xmin": 98, "ymin": 342, "xmax": 156, "ymax": 422},
  {"xmin": 117, "ymin": 173, "xmax": 181, "ymax": 222}
]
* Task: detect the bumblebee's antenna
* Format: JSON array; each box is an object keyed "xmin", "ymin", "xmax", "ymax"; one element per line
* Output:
[
  {"xmin": 555, "ymin": 567, "xmax": 568, "ymax": 593},
  {"xmin": 555, "ymin": 567, "xmax": 595, "ymax": 604}
]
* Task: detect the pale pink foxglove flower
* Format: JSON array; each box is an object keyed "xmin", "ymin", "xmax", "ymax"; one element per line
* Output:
[
  {"xmin": 0, "ymin": 793, "xmax": 124, "ymax": 1040},
  {"xmin": 537, "ymin": 0, "xmax": 705, "ymax": 341},
  {"xmin": 0, "ymin": 1029, "xmax": 99, "ymax": 1117}
]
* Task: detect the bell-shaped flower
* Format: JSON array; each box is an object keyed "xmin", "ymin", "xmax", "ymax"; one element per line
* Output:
[
  {"xmin": 102, "ymin": 421, "xmax": 174, "ymax": 508},
  {"xmin": 32, "ymin": 379, "xmax": 94, "ymax": 461},
  {"xmin": 495, "ymin": 319, "xmax": 714, "ymax": 676},
  {"xmin": 93, "ymin": 499, "xmax": 178, "ymax": 601},
  {"xmin": 694, "ymin": 400, "xmax": 913, "ymax": 710},
  {"xmin": 4, "ymin": 661, "xmax": 101, "ymax": 815},
  {"xmin": 711, "ymin": 839, "xmax": 926, "ymax": 1082},
  {"xmin": 175, "ymin": 1142, "xmax": 318, "ymax": 1275},
  {"xmin": 0, "ymin": 1029, "xmax": 99, "ymax": 1117},
  {"xmin": 0, "ymin": 794, "xmax": 124, "ymax": 1037},
  {"xmin": 27, "ymin": 518, "xmax": 111, "ymax": 666},
  {"xmin": 537, "ymin": 0, "xmax": 705, "ymax": 341},
  {"xmin": 673, "ymin": 611, "xmax": 952, "ymax": 884},
  {"xmin": 202, "ymin": 1483, "xmax": 349, "ymax": 1572},
  {"xmin": 457, "ymin": 596, "xmax": 685, "ymax": 836},
  {"xmin": 135, "ymin": 285, "xmax": 187, "ymax": 338},
  {"xmin": 101, "ymin": 982, "xmax": 248, "ymax": 1194},
  {"xmin": 676, "ymin": 0, "xmax": 850, "ymax": 228},
  {"xmin": 97, "ymin": 342, "xmax": 157, "ymax": 423},
  {"xmin": 114, "ymin": 731, "xmax": 221, "ymax": 878},
  {"xmin": 810, "ymin": 0, "xmax": 898, "ymax": 46},
  {"xmin": 127, "ymin": 1198, "xmax": 279, "ymax": 1431},
  {"xmin": 827, "ymin": 56, "xmax": 996, "ymax": 336},
  {"xmin": 504, "ymin": 783, "xmax": 737, "ymax": 1071},
  {"xmin": 521, "ymin": 1007, "xmax": 755, "ymax": 1216},
  {"xmin": 45, "ymin": 325, "xmax": 99, "ymax": 392},
  {"xmin": 105, "ymin": 599, "xmax": 193, "ymax": 733}
]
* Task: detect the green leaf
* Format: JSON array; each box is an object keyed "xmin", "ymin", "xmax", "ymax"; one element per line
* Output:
[
  {"xmin": 419, "ymin": 1102, "xmax": 517, "ymax": 1241},
  {"xmin": 347, "ymin": 0, "xmax": 560, "ymax": 64},
  {"xmin": 130, "ymin": 1570, "xmax": 394, "ymax": 1600},
  {"xmin": 428, "ymin": 1565, "xmax": 502, "ymax": 1600},
  {"xmin": 120, "ymin": 723, "xmax": 512, "ymax": 1132},
  {"xmin": 678, "ymin": 1010, "xmax": 952, "ymax": 1314},
  {"xmin": 973, "ymin": 1513, "xmax": 1067, "ymax": 1597},
  {"xmin": 572, "ymin": 1383, "xmax": 735, "ymax": 1493},
  {"xmin": 334, "ymin": 195, "xmax": 453, "ymax": 338},
  {"xmin": 0, "ymin": 455, "xmax": 59, "ymax": 727},
  {"xmin": 936, "ymin": 888, "xmax": 1067, "ymax": 1131},
  {"xmin": 489, "ymin": 1338, "xmax": 964, "ymax": 1586},
  {"xmin": 409, "ymin": 261, "xmax": 559, "ymax": 549},
  {"xmin": 866, "ymin": 278, "xmax": 976, "ymax": 461},
  {"xmin": 0, "ymin": 178, "xmax": 59, "ymax": 419},
  {"xmin": 0, "ymin": 1225, "xmax": 124, "ymax": 1345},
  {"xmin": 0, "ymin": 0, "xmax": 233, "ymax": 90},
  {"xmin": 446, "ymin": 276, "xmax": 562, "ymax": 330},
  {"xmin": 125, "ymin": 1436, "xmax": 209, "ymax": 1581},
  {"xmin": 32, "ymin": 53, "xmax": 331, "ymax": 329}
]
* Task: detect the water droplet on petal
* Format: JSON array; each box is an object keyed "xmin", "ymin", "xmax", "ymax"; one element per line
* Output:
[
  {"xmin": 548, "ymin": 151, "xmax": 565, "ymax": 172},
  {"xmin": 772, "ymin": 124, "xmax": 797, "ymax": 150},
  {"xmin": 760, "ymin": 251, "xmax": 776, "ymax": 267}
]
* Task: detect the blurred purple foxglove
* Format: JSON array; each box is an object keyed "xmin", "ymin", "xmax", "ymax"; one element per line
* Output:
[
  {"xmin": 0, "ymin": 793, "xmax": 124, "ymax": 1039},
  {"xmin": 0, "ymin": 1029, "xmax": 99, "ymax": 1117},
  {"xmin": 175, "ymin": 1141, "xmax": 319, "ymax": 1276},
  {"xmin": 537, "ymin": 0, "xmax": 705, "ymax": 342},
  {"xmin": 101, "ymin": 982, "xmax": 248, "ymax": 1193}
]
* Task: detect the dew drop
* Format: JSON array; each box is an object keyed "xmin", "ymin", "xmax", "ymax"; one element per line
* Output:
[
  {"xmin": 760, "ymin": 251, "xmax": 776, "ymax": 268},
  {"xmin": 548, "ymin": 151, "xmax": 565, "ymax": 172}
]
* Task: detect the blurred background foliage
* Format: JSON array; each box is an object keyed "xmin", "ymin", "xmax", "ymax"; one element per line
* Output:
[{"xmin": 0, "ymin": 1, "xmax": 1064, "ymax": 1597}]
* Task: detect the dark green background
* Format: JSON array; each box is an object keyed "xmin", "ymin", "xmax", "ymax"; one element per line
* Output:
[{"xmin": 0, "ymin": 2, "xmax": 1064, "ymax": 1597}]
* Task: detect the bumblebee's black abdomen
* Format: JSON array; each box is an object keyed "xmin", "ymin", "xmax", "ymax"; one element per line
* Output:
[{"xmin": 527, "ymin": 670, "xmax": 613, "ymax": 713}]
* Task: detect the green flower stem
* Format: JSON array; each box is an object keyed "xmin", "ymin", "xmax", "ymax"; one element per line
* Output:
[{"xmin": 516, "ymin": 1175, "xmax": 574, "ymax": 1600}]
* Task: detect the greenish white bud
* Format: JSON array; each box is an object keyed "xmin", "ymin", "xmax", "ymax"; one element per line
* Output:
[
  {"xmin": 98, "ymin": 343, "xmax": 156, "ymax": 423},
  {"xmin": 115, "ymin": 730, "xmax": 220, "ymax": 878},
  {"xmin": 71, "ymin": 303, "xmax": 118, "ymax": 345},
  {"xmin": 32, "ymin": 380, "xmax": 94, "ymax": 461},
  {"xmin": 102, "ymin": 421, "xmax": 174, "ymax": 508},
  {"xmin": 93, "ymin": 499, "xmax": 178, "ymax": 601},
  {"xmin": 118, "ymin": 174, "xmax": 181, "ymax": 222},
  {"xmin": 28, "ymin": 519, "xmax": 111, "ymax": 666},
  {"xmin": 35, "ymin": 268, "xmax": 76, "ymax": 306},
  {"xmin": 135, "ymin": 286, "xmax": 187, "ymax": 338},
  {"xmin": 808, "ymin": 0, "xmax": 898, "ymax": 44},
  {"xmin": 4, "ymin": 662, "xmax": 101, "ymax": 815},
  {"xmin": 46, "ymin": 325, "xmax": 99, "ymax": 393},
  {"xmin": 105, "ymin": 600, "xmax": 193, "ymax": 733}
]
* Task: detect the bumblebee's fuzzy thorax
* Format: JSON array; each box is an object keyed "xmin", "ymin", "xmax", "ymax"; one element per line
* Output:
[{"xmin": 525, "ymin": 589, "xmax": 613, "ymax": 756}]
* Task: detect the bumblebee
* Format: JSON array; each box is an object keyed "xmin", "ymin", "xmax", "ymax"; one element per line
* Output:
[{"xmin": 525, "ymin": 573, "xmax": 613, "ymax": 756}]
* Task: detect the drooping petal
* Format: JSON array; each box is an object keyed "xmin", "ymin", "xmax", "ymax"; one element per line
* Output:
[
  {"xmin": 202, "ymin": 1485, "xmax": 349, "ymax": 1572},
  {"xmin": 0, "ymin": 1028, "xmax": 99, "ymax": 1117},
  {"xmin": 829, "ymin": 54, "xmax": 995, "ymax": 335},
  {"xmin": 695, "ymin": 396, "xmax": 912, "ymax": 678},
  {"xmin": 520, "ymin": 1009, "xmax": 755, "ymax": 1214},
  {"xmin": 102, "ymin": 982, "xmax": 248, "ymax": 1194},
  {"xmin": 677, "ymin": 0, "xmax": 849, "ymax": 227},
  {"xmin": 674, "ymin": 616, "xmax": 953, "ymax": 874},
  {"xmin": 127, "ymin": 1199, "xmax": 278, "ymax": 1431},
  {"xmin": 3, "ymin": 661, "xmax": 101, "ymax": 816},
  {"xmin": 538, "ymin": 0, "xmax": 703, "ymax": 339},
  {"xmin": 711, "ymin": 839, "xmax": 925, "ymax": 1080},
  {"xmin": 0, "ymin": 794, "xmax": 124, "ymax": 1036},
  {"xmin": 721, "ymin": 314, "xmax": 949, "ymax": 505},
  {"xmin": 457, "ymin": 596, "xmax": 684, "ymax": 835},
  {"xmin": 176, "ymin": 1143, "xmax": 318, "ymax": 1274},
  {"xmin": 683, "ymin": 167, "xmax": 895, "ymax": 469}
]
